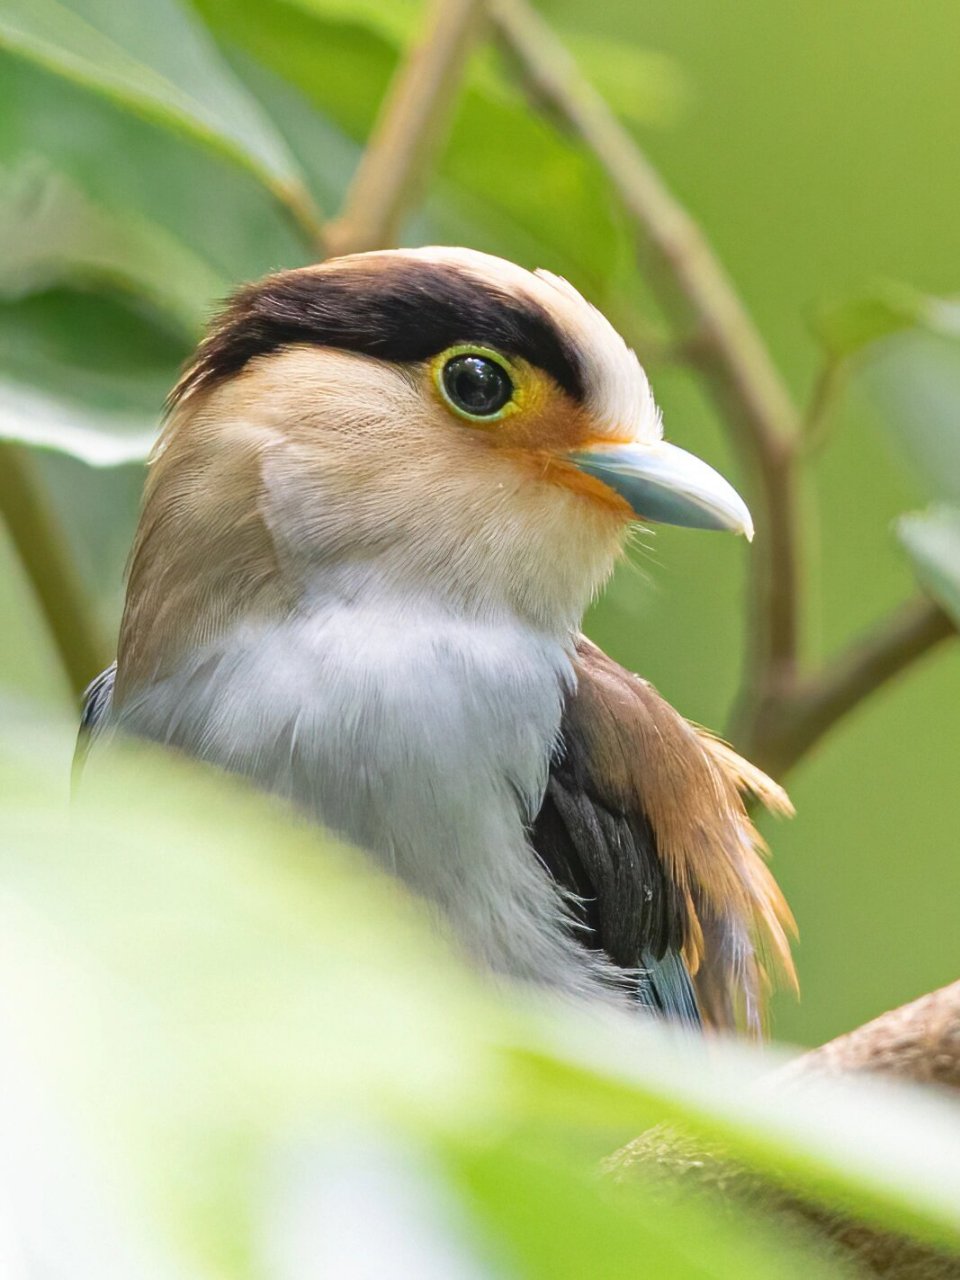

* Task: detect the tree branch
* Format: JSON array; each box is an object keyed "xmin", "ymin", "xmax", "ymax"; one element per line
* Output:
[
  {"xmin": 0, "ymin": 443, "xmax": 107, "ymax": 701},
  {"xmin": 323, "ymin": 0, "xmax": 486, "ymax": 259},
  {"xmin": 778, "ymin": 980, "xmax": 960, "ymax": 1092},
  {"xmin": 609, "ymin": 982, "xmax": 960, "ymax": 1277},
  {"xmin": 743, "ymin": 596, "xmax": 955, "ymax": 777},
  {"xmin": 488, "ymin": 0, "xmax": 804, "ymax": 693}
]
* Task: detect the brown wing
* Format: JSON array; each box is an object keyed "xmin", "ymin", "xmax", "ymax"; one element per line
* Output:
[{"xmin": 530, "ymin": 637, "xmax": 796, "ymax": 1032}]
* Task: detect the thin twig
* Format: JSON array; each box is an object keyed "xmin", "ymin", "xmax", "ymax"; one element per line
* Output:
[
  {"xmin": 488, "ymin": 0, "xmax": 804, "ymax": 695},
  {"xmin": 277, "ymin": 179, "xmax": 328, "ymax": 254},
  {"xmin": 0, "ymin": 443, "xmax": 107, "ymax": 701},
  {"xmin": 323, "ymin": 0, "xmax": 486, "ymax": 259},
  {"xmin": 743, "ymin": 596, "xmax": 955, "ymax": 777}
]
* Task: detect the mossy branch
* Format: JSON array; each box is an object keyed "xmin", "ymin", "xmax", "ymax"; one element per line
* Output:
[{"xmin": 608, "ymin": 982, "xmax": 960, "ymax": 1277}]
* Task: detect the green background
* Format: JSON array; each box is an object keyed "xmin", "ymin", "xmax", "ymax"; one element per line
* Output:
[{"xmin": 2, "ymin": 0, "xmax": 959, "ymax": 1050}]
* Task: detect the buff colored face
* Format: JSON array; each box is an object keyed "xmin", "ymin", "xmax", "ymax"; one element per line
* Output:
[
  {"xmin": 117, "ymin": 248, "xmax": 754, "ymax": 693},
  {"xmin": 173, "ymin": 246, "xmax": 753, "ymax": 541}
]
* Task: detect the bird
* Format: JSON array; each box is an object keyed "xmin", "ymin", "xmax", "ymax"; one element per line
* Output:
[{"xmin": 79, "ymin": 246, "xmax": 795, "ymax": 1031}]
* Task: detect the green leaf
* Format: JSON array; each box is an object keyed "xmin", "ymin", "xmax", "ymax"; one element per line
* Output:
[
  {"xmin": 0, "ymin": 0, "xmax": 320, "ymax": 235},
  {"xmin": 0, "ymin": 288, "xmax": 186, "ymax": 463},
  {"xmin": 811, "ymin": 286, "xmax": 925, "ymax": 360},
  {"xmin": 897, "ymin": 505, "xmax": 960, "ymax": 627},
  {"xmin": 0, "ymin": 380, "xmax": 155, "ymax": 465},
  {"xmin": 2, "ymin": 733, "xmax": 960, "ymax": 1276},
  {"xmin": 0, "ymin": 736, "xmax": 498, "ymax": 1277},
  {"xmin": 564, "ymin": 34, "xmax": 689, "ymax": 127},
  {"xmin": 0, "ymin": 161, "xmax": 225, "ymax": 338},
  {"xmin": 811, "ymin": 283, "xmax": 960, "ymax": 361},
  {"xmin": 443, "ymin": 1134, "xmax": 842, "ymax": 1280},
  {"xmin": 861, "ymin": 331, "xmax": 960, "ymax": 505},
  {"xmin": 0, "ymin": 51, "xmax": 310, "ymax": 284},
  {"xmin": 506, "ymin": 1018, "xmax": 960, "ymax": 1247}
]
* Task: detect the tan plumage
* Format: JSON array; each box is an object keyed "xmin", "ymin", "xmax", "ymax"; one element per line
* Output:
[{"xmin": 565, "ymin": 639, "xmax": 796, "ymax": 1028}]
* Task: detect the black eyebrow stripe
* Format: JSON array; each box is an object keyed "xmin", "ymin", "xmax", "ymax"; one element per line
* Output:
[{"xmin": 174, "ymin": 260, "xmax": 585, "ymax": 404}]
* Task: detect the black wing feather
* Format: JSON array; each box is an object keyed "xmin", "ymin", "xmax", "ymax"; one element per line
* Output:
[{"xmin": 530, "ymin": 703, "xmax": 701, "ymax": 1027}]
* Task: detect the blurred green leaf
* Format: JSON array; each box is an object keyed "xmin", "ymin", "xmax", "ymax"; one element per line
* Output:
[
  {"xmin": 811, "ymin": 287, "xmax": 924, "ymax": 360},
  {"xmin": 506, "ymin": 1028, "xmax": 960, "ymax": 1248},
  {"xmin": 1, "ymin": 737, "xmax": 498, "ymax": 1276},
  {"xmin": 0, "ymin": 380, "xmax": 155, "ymax": 465},
  {"xmin": 277, "ymin": 0, "xmax": 423, "ymax": 44},
  {"xmin": 0, "ymin": 52, "xmax": 309, "ymax": 283},
  {"xmin": 897, "ymin": 505, "xmax": 960, "ymax": 628},
  {"xmin": 0, "ymin": 161, "xmax": 224, "ymax": 336},
  {"xmin": 1, "ymin": 735, "xmax": 959, "ymax": 1279},
  {"xmin": 444, "ymin": 1134, "xmax": 842, "ymax": 1280},
  {"xmin": 861, "ymin": 331, "xmax": 960, "ymax": 505},
  {"xmin": 0, "ymin": 0, "xmax": 318, "ymax": 227},
  {"xmin": 564, "ymin": 34, "xmax": 689, "ymax": 127},
  {"xmin": 0, "ymin": 288, "xmax": 188, "ymax": 463},
  {"xmin": 811, "ymin": 283, "xmax": 960, "ymax": 361}
]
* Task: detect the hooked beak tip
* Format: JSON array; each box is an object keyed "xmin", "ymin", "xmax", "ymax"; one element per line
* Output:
[{"xmin": 568, "ymin": 440, "xmax": 754, "ymax": 540}]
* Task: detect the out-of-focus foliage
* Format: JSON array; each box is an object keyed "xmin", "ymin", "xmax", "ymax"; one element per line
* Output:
[
  {"xmin": 1, "ymin": 0, "xmax": 960, "ymax": 1271},
  {"xmin": 2, "ymin": 732, "xmax": 960, "ymax": 1278},
  {"xmin": 898, "ymin": 507, "xmax": 960, "ymax": 629}
]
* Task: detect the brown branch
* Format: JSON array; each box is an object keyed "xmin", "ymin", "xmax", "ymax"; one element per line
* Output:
[
  {"xmin": 0, "ymin": 443, "xmax": 107, "ymax": 701},
  {"xmin": 323, "ymin": 0, "xmax": 486, "ymax": 259},
  {"xmin": 742, "ymin": 596, "xmax": 955, "ymax": 777},
  {"xmin": 277, "ymin": 180, "xmax": 328, "ymax": 255},
  {"xmin": 609, "ymin": 983, "xmax": 960, "ymax": 1277},
  {"xmin": 488, "ymin": 0, "xmax": 804, "ymax": 695},
  {"xmin": 779, "ymin": 980, "xmax": 960, "ymax": 1092}
]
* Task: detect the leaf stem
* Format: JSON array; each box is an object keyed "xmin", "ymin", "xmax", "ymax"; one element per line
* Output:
[
  {"xmin": 323, "ymin": 0, "xmax": 486, "ymax": 258},
  {"xmin": 0, "ymin": 443, "xmax": 107, "ymax": 701}
]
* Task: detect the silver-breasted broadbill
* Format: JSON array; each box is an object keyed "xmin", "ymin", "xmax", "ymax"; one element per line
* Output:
[{"xmin": 79, "ymin": 247, "xmax": 796, "ymax": 1029}]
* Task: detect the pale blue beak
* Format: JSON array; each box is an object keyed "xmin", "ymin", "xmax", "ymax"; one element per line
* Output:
[{"xmin": 569, "ymin": 441, "xmax": 753, "ymax": 539}]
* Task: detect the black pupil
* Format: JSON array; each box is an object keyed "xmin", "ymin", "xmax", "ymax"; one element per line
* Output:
[{"xmin": 442, "ymin": 355, "xmax": 512, "ymax": 416}]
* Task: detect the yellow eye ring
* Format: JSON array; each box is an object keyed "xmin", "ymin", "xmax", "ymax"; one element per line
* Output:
[{"xmin": 432, "ymin": 345, "xmax": 522, "ymax": 423}]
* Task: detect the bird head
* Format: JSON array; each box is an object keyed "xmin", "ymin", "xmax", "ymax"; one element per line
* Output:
[{"xmin": 121, "ymin": 248, "xmax": 751, "ymax": 685}]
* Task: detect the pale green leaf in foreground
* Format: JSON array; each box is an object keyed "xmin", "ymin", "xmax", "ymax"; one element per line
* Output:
[
  {"xmin": 897, "ymin": 505, "xmax": 960, "ymax": 628},
  {"xmin": 0, "ymin": 732, "xmax": 959, "ymax": 1277},
  {"xmin": 0, "ymin": 0, "xmax": 319, "ymax": 232}
]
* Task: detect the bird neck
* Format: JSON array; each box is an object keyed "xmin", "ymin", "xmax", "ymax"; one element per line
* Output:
[{"xmin": 116, "ymin": 400, "xmax": 627, "ymax": 699}]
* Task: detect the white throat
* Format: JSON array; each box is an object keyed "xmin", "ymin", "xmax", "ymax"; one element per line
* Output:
[{"xmin": 112, "ymin": 577, "xmax": 618, "ymax": 996}]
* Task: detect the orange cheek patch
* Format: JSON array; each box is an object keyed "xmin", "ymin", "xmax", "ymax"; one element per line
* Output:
[
  {"xmin": 492, "ymin": 368, "xmax": 596, "ymax": 452},
  {"xmin": 507, "ymin": 451, "xmax": 635, "ymax": 518}
]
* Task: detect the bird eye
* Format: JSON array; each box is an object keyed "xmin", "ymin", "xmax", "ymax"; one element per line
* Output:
[{"xmin": 439, "ymin": 353, "xmax": 514, "ymax": 419}]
